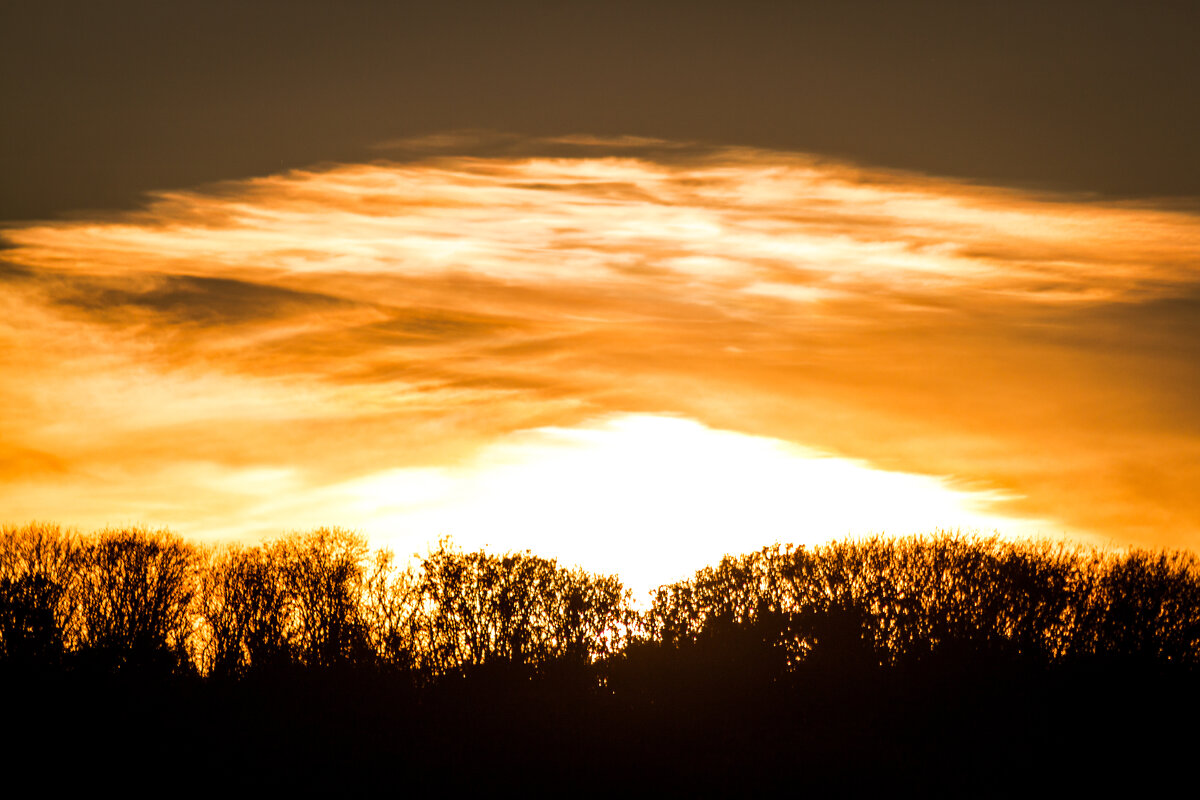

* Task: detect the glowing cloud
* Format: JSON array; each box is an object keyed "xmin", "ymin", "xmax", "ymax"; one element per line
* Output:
[{"xmin": 3, "ymin": 137, "xmax": 1199, "ymax": 577}]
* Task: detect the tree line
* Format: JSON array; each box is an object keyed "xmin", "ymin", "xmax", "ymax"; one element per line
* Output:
[
  {"xmin": 6, "ymin": 522, "xmax": 1200, "ymax": 792},
  {"xmin": 0, "ymin": 523, "xmax": 636, "ymax": 678},
  {"xmin": 645, "ymin": 534, "xmax": 1200, "ymax": 670},
  {"xmin": 3, "ymin": 521, "xmax": 1198, "ymax": 679}
]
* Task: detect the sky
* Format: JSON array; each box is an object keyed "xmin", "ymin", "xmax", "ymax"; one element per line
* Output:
[{"xmin": 3, "ymin": 2, "xmax": 1199, "ymax": 594}]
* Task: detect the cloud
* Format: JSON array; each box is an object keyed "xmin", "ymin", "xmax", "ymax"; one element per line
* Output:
[
  {"xmin": 43, "ymin": 272, "xmax": 355, "ymax": 326},
  {"xmin": 2, "ymin": 140, "xmax": 1200, "ymax": 558}
]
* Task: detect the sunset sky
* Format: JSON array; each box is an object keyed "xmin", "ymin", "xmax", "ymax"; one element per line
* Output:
[{"xmin": 3, "ymin": 2, "xmax": 1199, "ymax": 594}]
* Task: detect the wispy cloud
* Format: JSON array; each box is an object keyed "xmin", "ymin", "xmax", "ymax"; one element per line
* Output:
[{"xmin": 4, "ymin": 138, "xmax": 1200, "ymax": 576}]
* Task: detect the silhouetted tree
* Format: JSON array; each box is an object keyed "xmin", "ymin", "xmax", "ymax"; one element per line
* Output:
[
  {"xmin": 642, "ymin": 532, "xmax": 1200, "ymax": 674},
  {"xmin": 4, "ymin": 522, "xmax": 1198, "ymax": 688},
  {"xmin": 73, "ymin": 527, "xmax": 199, "ymax": 674},
  {"xmin": 413, "ymin": 539, "xmax": 635, "ymax": 676},
  {"xmin": 275, "ymin": 527, "xmax": 372, "ymax": 669},
  {"xmin": 0, "ymin": 523, "xmax": 81, "ymax": 669},
  {"xmin": 199, "ymin": 543, "xmax": 295, "ymax": 677},
  {"xmin": 361, "ymin": 547, "xmax": 422, "ymax": 671}
]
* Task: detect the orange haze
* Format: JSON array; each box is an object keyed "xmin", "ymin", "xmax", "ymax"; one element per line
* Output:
[{"xmin": 3, "ymin": 136, "xmax": 1199, "ymax": 592}]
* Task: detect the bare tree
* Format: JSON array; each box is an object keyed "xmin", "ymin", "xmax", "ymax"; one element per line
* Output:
[
  {"xmin": 274, "ymin": 528, "xmax": 372, "ymax": 670},
  {"xmin": 361, "ymin": 547, "xmax": 422, "ymax": 671},
  {"xmin": 73, "ymin": 526, "xmax": 199, "ymax": 674},
  {"xmin": 0, "ymin": 522, "xmax": 82, "ymax": 668},
  {"xmin": 198, "ymin": 543, "xmax": 295, "ymax": 677},
  {"xmin": 413, "ymin": 539, "xmax": 635, "ymax": 676}
]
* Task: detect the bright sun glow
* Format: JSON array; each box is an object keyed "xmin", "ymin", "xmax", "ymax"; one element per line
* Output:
[{"xmin": 313, "ymin": 414, "xmax": 1039, "ymax": 596}]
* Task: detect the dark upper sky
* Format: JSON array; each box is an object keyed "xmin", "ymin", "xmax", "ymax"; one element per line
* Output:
[{"xmin": 3, "ymin": 0, "xmax": 1199, "ymax": 222}]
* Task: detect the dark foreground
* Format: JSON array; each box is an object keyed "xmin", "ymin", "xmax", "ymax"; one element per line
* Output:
[
  {"xmin": 7, "ymin": 658, "xmax": 1196, "ymax": 794},
  {"xmin": 4, "ymin": 526, "xmax": 1198, "ymax": 792}
]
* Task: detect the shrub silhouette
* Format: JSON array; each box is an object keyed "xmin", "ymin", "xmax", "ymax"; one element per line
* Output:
[{"xmin": 1078, "ymin": 548, "xmax": 1200, "ymax": 662}]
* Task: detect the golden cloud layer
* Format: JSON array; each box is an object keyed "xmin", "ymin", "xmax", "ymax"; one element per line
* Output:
[{"xmin": 4, "ymin": 138, "xmax": 1200, "ymax": 580}]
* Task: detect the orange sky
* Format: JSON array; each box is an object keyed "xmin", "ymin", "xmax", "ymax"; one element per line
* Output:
[{"xmin": 3, "ymin": 136, "xmax": 1199, "ymax": 593}]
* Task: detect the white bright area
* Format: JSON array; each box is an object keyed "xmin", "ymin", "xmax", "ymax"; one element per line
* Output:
[{"xmin": 311, "ymin": 414, "xmax": 1044, "ymax": 598}]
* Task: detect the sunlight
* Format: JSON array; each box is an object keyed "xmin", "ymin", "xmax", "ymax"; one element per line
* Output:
[{"xmin": 327, "ymin": 414, "xmax": 1039, "ymax": 596}]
